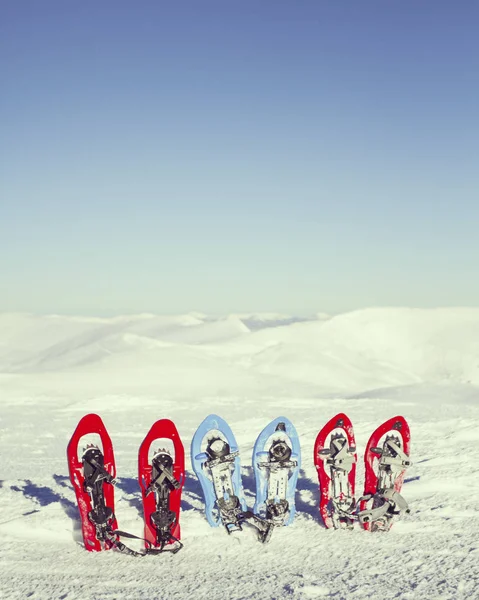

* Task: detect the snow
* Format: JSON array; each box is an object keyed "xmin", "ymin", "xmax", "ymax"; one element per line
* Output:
[{"xmin": 1, "ymin": 308, "xmax": 478, "ymax": 599}]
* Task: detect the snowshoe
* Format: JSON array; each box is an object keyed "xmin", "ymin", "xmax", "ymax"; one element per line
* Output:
[
  {"xmin": 191, "ymin": 414, "xmax": 247, "ymax": 533},
  {"xmin": 67, "ymin": 414, "xmax": 118, "ymax": 551},
  {"xmin": 253, "ymin": 417, "xmax": 301, "ymax": 533},
  {"xmin": 314, "ymin": 413, "xmax": 357, "ymax": 529},
  {"xmin": 138, "ymin": 419, "xmax": 185, "ymax": 553},
  {"xmin": 358, "ymin": 416, "xmax": 412, "ymax": 531}
]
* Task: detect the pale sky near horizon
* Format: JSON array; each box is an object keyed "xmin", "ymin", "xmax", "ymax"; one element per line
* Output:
[{"xmin": 1, "ymin": 1, "xmax": 478, "ymax": 316}]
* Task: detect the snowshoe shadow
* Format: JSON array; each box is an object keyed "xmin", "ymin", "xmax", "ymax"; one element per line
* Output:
[
  {"xmin": 114, "ymin": 477, "xmax": 143, "ymax": 517},
  {"xmin": 114, "ymin": 474, "xmax": 205, "ymax": 516},
  {"xmin": 294, "ymin": 470, "xmax": 323, "ymax": 524},
  {"xmin": 181, "ymin": 471, "xmax": 204, "ymax": 512},
  {"xmin": 404, "ymin": 476, "xmax": 420, "ymax": 484},
  {"xmin": 242, "ymin": 466, "xmax": 321, "ymax": 524},
  {"xmin": 14, "ymin": 477, "xmax": 83, "ymax": 541},
  {"xmin": 26, "ymin": 477, "xmax": 79, "ymax": 521},
  {"xmin": 241, "ymin": 466, "xmax": 256, "ymax": 501}
]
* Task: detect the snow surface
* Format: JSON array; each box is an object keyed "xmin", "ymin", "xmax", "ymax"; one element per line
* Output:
[{"xmin": 1, "ymin": 308, "xmax": 478, "ymax": 599}]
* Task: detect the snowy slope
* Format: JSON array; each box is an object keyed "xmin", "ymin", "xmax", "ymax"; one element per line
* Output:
[{"xmin": 0, "ymin": 308, "xmax": 478, "ymax": 599}]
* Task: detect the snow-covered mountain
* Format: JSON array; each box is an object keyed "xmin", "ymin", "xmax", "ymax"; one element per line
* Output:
[{"xmin": 1, "ymin": 308, "xmax": 478, "ymax": 392}]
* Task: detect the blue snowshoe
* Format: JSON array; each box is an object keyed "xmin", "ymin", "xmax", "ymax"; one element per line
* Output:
[
  {"xmin": 253, "ymin": 417, "xmax": 301, "ymax": 530},
  {"xmin": 191, "ymin": 414, "xmax": 248, "ymax": 533}
]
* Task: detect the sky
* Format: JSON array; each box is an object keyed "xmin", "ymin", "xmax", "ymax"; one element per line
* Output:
[{"xmin": 1, "ymin": 0, "xmax": 478, "ymax": 316}]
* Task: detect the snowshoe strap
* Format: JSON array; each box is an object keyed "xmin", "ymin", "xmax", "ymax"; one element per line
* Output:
[
  {"xmin": 383, "ymin": 488, "xmax": 410, "ymax": 513},
  {"xmin": 108, "ymin": 528, "xmax": 183, "ymax": 556},
  {"xmin": 378, "ymin": 440, "xmax": 412, "ymax": 469},
  {"xmin": 83, "ymin": 460, "xmax": 182, "ymax": 556},
  {"xmin": 265, "ymin": 498, "xmax": 290, "ymax": 528},
  {"xmin": 147, "ymin": 537, "xmax": 183, "ymax": 555},
  {"xmin": 357, "ymin": 489, "xmax": 410, "ymax": 525},
  {"xmin": 146, "ymin": 466, "xmax": 181, "ymax": 495},
  {"xmin": 242, "ymin": 510, "xmax": 275, "ymax": 544},
  {"xmin": 332, "ymin": 498, "xmax": 355, "ymax": 518},
  {"xmin": 217, "ymin": 495, "xmax": 244, "ymax": 533},
  {"xmin": 107, "ymin": 529, "xmax": 148, "ymax": 557},
  {"xmin": 139, "ymin": 529, "xmax": 183, "ymax": 555},
  {"xmin": 83, "ymin": 455, "xmax": 117, "ymax": 487},
  {"xmin": 89, "ymin": 502, "xmax": 182, "ymax": 557},
  {"xmin": 329, "ymin": 437, "xmax": 355, "ymax": 472},
  {"xmin": 257, "ymin": 460, "xmax": 298, "ymax": 471},
  {"xmin": 318, "ymin": 437, "xmax": 355, "ymax": 473},
  {"xmin": 216, "ymin": 504, "xmax": 276, "ymax": 544},
  {"xmin": 205, "ymin": 450, "xmax": 239, "ymax": 469}
]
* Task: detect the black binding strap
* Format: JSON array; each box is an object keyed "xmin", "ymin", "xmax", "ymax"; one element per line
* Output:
[
  {"xmin": 107, "ymin": 527, "xmax": 182, "ymax": 557},
  {"xmin": 242, "ymin": 510, "xmax": 275, "ymax": 543},
  {"xmin": 83, "ymin": 450, "xmax": 182, "ymax": 557}
]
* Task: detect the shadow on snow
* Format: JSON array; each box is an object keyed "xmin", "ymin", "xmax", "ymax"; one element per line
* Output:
[{"xmin": 10, "ymin": 476, "xmax": 83, "ymax": 542}]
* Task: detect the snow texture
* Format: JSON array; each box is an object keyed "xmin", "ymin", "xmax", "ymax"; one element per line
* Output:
[{"xmin": 1, "ymin": 308, "xmax": 478, "ymax": 599}]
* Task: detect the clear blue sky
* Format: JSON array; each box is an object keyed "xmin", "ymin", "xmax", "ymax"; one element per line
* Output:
[{"xmin": 1, "ymin": 1, "xmax": 478, "ymax": 315}]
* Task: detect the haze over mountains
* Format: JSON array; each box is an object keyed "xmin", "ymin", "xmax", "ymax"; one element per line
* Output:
[{"xmin": 1, "ymin": 308, "xmax": 478, "ymax": 399}]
